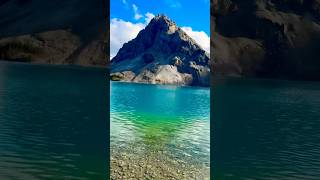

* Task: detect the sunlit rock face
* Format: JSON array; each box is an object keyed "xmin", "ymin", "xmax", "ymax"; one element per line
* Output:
[
  {"xmin": 111, "ymin": 15, "xmax": 210, "ymax": 86},
  {"xmin": 211, "ymin": 0, "xmax": 320, "ymax": 80},
  {"xmin": 0, "ymin": 0, "xmax": 108, "ymax": 67}
]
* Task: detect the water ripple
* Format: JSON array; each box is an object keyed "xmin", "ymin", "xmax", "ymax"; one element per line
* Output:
[
  {"xmin": 110, "ymin": 81, "xmax": 210, "ymax": 178},
  {"xmin": 213, "ymin": 78, "xmax": 320, "ymax": 179},
  {"xmin": 0, "ymin": 62, "xmax": 106, "ymax": 179}
]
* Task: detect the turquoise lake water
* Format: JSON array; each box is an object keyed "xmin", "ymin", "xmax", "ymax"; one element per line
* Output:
[
  {"xmin": 2, "ymin": 61, "xmax": 319, "ymax": 179},
  {"xmin": 0, "ymin": 62, "xmax": 107, "ymax": 179},
  {"xmin": 213, "ymin": 78, "xmax": 320, "ymax": 179},
  {"xmin": 110, "ymin": 81, "xmax": 210, "ymax": 179}
]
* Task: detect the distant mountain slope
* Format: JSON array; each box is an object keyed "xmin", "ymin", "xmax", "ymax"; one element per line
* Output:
[
  {"xmin": 111, "ymin": 15, "xmax": 210, "ymax": 86},
  {"xmin": 0, "ymin": 0, "xmax": 108, "ymax": 67},
  {"xmin": 211, "ymin": 0, "xmax": 320, "ymax": 81}
]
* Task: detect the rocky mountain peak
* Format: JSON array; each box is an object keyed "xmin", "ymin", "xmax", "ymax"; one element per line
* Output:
[
  {"xmin": 149, "ymin": 14, "xmax": 177, "ymax": 30},
  {"xmin": 111, "ymin": 14, "xmax": 210, "ymax": 86},
  {"xmin": 146, "ymin": 14, "xmax": 199, "ymax": 45}
]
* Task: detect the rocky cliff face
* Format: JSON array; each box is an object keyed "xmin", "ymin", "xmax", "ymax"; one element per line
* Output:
[
  {"xmin": 0, "ymin": 30, "xmax": 108, "ymax": 66},
  {"xmin": 0, "ymin": 0, "xmax": 108, "ymax": 67},
  {"xmin": 211, "ymin": 0, "xmax": 320, "ymax": 80},
  {"xmin": 111, "ymin": 15, "xmax": 210, "ymax": 86}
]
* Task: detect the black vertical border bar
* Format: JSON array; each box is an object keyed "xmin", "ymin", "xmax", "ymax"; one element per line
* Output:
[
  {"xmin": 210, "ymin": 0, "xmax": 214, "ymax": 179},
  {"xmin": 102, "ymin": 0, "xmax": 110, "ymax": 178}
]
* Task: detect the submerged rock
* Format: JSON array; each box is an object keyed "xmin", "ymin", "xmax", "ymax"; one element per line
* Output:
[{"xmin": 110, "ymin": 143, "xmax": 209, "ymax": 180}]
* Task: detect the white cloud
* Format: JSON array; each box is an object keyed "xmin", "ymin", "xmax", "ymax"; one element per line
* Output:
[
  {"xmin": 145, "ymin": 12, "xmax": 155, "ymax": 23},
  {"xmin": 122, "ymin": 0, "xmax": 127, "ymax": 5},
  {"xmin": 132, "ymin": 4, "xmax": 143, "ymax": 20},
  {"xmin": 181, "ymin": 27, "xmax": 210, "ymax": 53},
  {"xmin": 110, "ymin": 13, "xmax": 155, "ymax": 59},
  {"xmin": 110, "ymin": 18, "xmax": 145, "ymax": 59}
]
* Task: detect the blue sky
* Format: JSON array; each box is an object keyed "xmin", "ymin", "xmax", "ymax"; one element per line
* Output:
[
  {"xmin": 111, "ymin": 0, "xmax": 210, "ymax": 34},
  {"xmin": 110, "ymin": 0, "xmax": 210, "ymax": 59}
]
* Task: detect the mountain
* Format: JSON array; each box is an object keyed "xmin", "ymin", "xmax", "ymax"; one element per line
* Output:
[
  {"xmin": 211, "ymin": 0, "xmax": 320, "ymax": 81},
  {"xmin": 0, "ymin": 0, "xmax": 108, "ymax": 67},
  {"xmin": 111, "ymin": 15, "xmax": 211, "ymax": 86}
]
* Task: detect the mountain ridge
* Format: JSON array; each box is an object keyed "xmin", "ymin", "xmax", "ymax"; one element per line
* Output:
[{"xmin": 111, "ymin": 14, "xmax": 210, "ymax": 86}]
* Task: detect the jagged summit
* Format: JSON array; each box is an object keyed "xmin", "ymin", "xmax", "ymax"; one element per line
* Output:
[
  {"xmin": 147, "ymin": 14, "xmax": 199, "ymax": 45},
  {"xmin": 150, "ymin": 14, "xmax": 176, "ymax": 27},
  {"xmin": 153, "ymin": 14, "xmax": 173, "ymax": 22},
  {"xmin": 111, "ymin": 14, "xmax": 210, "ymax": 86}
]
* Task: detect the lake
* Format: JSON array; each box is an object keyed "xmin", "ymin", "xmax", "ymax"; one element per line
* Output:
[
  {"xmin": 0, "ymin": 61, "xmax": 107, "ymax": 179},
  {"xmin": 213, "ymin": 78, "xmax": 320, "ymax": 179},
  {"xmin": 2, "ymin": 61, "xmax": 318, "ymax": 179},
  {"xmin": 110, "ymin": 81, "xmax": 210, "ymax": 179}
]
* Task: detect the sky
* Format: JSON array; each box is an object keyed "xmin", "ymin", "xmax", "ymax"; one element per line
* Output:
[{"xmin": 110, "ymin": 0, "xmax": 210, "ymax": 59}]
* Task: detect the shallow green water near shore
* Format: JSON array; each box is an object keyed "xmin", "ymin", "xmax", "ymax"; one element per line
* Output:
[{"xmin": 110, "ymin": 81, "xmax": 210, "ymax": 179}]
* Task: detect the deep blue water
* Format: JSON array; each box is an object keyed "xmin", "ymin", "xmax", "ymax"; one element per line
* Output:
[{"xmin": 0, "ymin": 62, "xmax": 107, "ymax": 179}]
